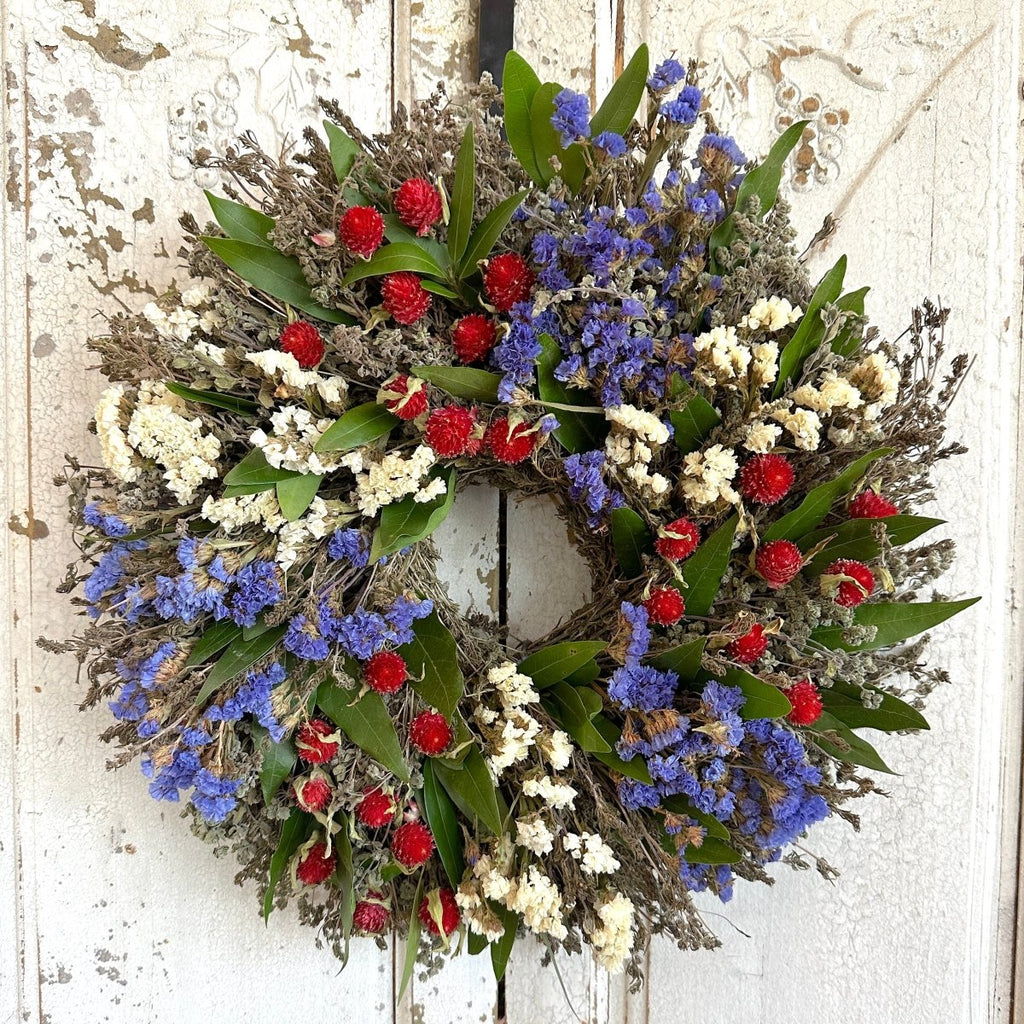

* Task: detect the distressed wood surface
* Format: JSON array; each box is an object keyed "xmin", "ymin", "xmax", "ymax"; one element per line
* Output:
[{"xmin": 2, "ymin": 1, "xmax": 1022, "ymax": 1022}]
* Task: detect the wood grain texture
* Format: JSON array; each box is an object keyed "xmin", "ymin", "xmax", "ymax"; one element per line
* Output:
[{"xmin": 3, "ymin": 0, "xmax": 1022, "ymax": 1022}]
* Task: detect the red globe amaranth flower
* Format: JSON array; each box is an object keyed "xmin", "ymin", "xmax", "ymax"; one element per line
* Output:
[
  {"xmin": 338, "ymin": 205, "xmax": 385, "ymax": 258},
  {"xmin": 786, "ymin": 679, "xmax": 823, "ymax": 726},
  {"xmin": 293, "ymin": 775, "xmax": 332, "ymax": 813},
  {"xmin": 644, "ymin": 586, "xmax": 685, "ymax": 626},
  {"xmin": 483, "ymin": 253, "xmax": 534, "ymax": 311},
  {"xmin": 849, "ymin": 491, "xmax": 899, "ymax": 519},
  {"xmin": 756, "ymin": 540, "xmax": 804, "ymax": 589},
  {"xmin": 296, "ymin": 719, "xmax": 341, "ymax": 764},
  {"xmin": 381, "ymin": 271, "xmax": 432, "ymax": 324},
  {"xmin": 353, "ymin": 891, "xmax": 391, "ymax": 934},
  {"xmin": 425, "ymin": 405, "xmax": 477, "ymax": 458},
  {"xmin": 364, "ymin": 650, "xmax": 408, "ymax": 694},
  {"xmin": 356, "ymin": 785, "xmax": 397, "ymax": 828},
  {"xmin": 391, "ymin": 820, "xmax": 435, "ymax": 867},
  {"xmin": 655, "ymin": 517, "xmax": 700, "ymax": 561},
  {"xmin": 486, "ymin": 417, "xmax": 536, "ymax": 464},
  {"xmin": 279, "ymin": 320, "xmax": 324, "ymax": 369},
  {"xmin": 295, "ymin": 841, "xmax": 336, "ymax": 886},
  {"xmin": 394, "ymin": 177, "xmax": 442, "ymax": 236},
  {"xmin": 419, "ymin": 888, "xmax": 460, "ymax": 937},
  {"xmin": 452, "ymin": 314, "xmax": 497, "ymax": 363},
  {"xmin": 825, "ymin": 559, "xmax": 875, "ymax": 608},
  {"xmin": 409, "ymin": 711, "xmax": 452, "ymax": 755},
  {"xmin": 725, "ymin": 623, "xmax": 769, "ymax": 664},
  {"xmin": 739, "ymin": 454, "xmax": 795, "ymax": 506},
  {"xmin": 379, "ymin": 374, "xmax": 429, "ymax": 421}
]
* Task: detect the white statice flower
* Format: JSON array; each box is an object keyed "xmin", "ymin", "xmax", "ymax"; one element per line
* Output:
[
  {"xmin": 605, "ymin": 404, "xmax": 670, "ymax": 445},
  {"xmin": 772, "ymin": 406, "xmax": 823, "ymax": 451},
  {"xmin": 486, "ymin": 709, "xmax": 541, "ymax": 777},
  {"xmin": 245, "ymin": 349, "xmax": 348, "ymax": 412},
  {"xmin": 249, "ymin": 405, "xmax": 339, "ymax": 476},
  {"xmin": 201, "ymin": 491, "xmax": 285, "ymax": 534},
  {"xmin": 691, "ymin": 325, "xmax": 751, "ymax": 387},
  {"xmin": 455, "ymin": 884, "xmax": 506, "ymax": 941},
  {"xmin": 181, "ymin": 283, "xmax": 212, "ymax": 308},
  {"xmin": 193, "ymin": 340, "xmax": 228, "ymax": 366},
  {"xmin": 126, "ymin": 382, "xmax": 220, "ymax": 504},
  {"xmin": 743, "ymin": 420, "xmax": 782, "ymax": 453},
  {"xmin": 792, "ymin": 371, "xmax": 863, "ymax": 416},
  {"xmin": 143, "ymin": 301, "xmax": 200, "ymax": 343},
  {"xmin": 828, "ymin": 424, "xmax": 860, "ymax": 447},
  {"xmin": 487, "ymin": 661, "xmax": 540, "ymax": 709},
  {"xmin": 199, "ymin": 309, "xmax": 226, "ymax": 334},
  {"xmin": 515, "ymin": 816, "xmax": 555, "ymax": 855},
  {"xmin": 849, "ymin": 352, "xmax": 900, "ymax": 420},
  {"xmin": 741, "ymin": 295, "xmax": 802, "ymax": 332},
  {"xmin": 604, "ymin": 433, "xmax": 633, "ymax": 466},
  {"xmin": 751, "ymin": 341, "xmax": 780, "ymax": 386},
  {"xmin": 507, "ymin": 867, "xmax": 568, "ymax": 941},
  {"xmin": 94, "ymin": 385, "xmax": 140, "ymax": 482},
  {"xmin": 536, "ymin": 729, "xmax": 573, "ymax": 770},
  {"xmin": 589, "ymin": 892, "xmax": 635, "ymax": 973},
  {"xmin": 473, "ymin": 854, "xmax": 515, "ymax": 903},
  {"xmin": 522, "ymin": 775, "xmax": 577, "ymax": 810},
  {"xmin": 623, "ymin": 461, "xmax": 671, "ymax": 497},
  {"xmin": 563, "ymin": 832, "xmax": 621, "ymax": 876},
  {"xmin": 678, "ymin": 444, "xmax": 739, "ymax": 505},
  {"xmin": 344, "ymin": 444, "xmax": 438, "ymax": 518},
  {"xmin": 272, "ymin": 498, "xmax": 341, "ymax": 571}
]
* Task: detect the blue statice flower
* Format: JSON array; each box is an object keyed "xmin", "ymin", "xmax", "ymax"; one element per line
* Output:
[
  {"xmin": 618, "ymin": 779, "xmax": 662, "ymax": 811},
  {"xmin": 679, "ymin": 861, "xmax": 735, "ymax": 902},
  {"xmin": 327, "ymin": 528, "xmax": 370, "ymax": 568},
  {"xmin": 564, "ymin": 451, "xmax": 624, "ymax": 526},
  {"xmin": 538, "ymin": 414, "xmax": 560, "ymax": 436},
  {"xmin": 385, "ymin": 595, "xmax": 434, "ymax": 644},
  {"xmin": 84, "ymin": 541, "xmax": 145, "ymax": 608},
  {"xmin": 83, "ymin": 502, "xmax": 131, "ymax": 538},
  {"xmin": 551, "ymin": 88, "xmax": 590, "ymax": 147},
  {"xmin": 624, "ymin": 206, "xmax": 647, "ymax": 227},
  {"xmin": 593, "ymin": 131, "xmax": 627, "ymax": 158},
  {"xmin": 608, "ymin": 662, "xmax": 679, "ymax": 712},
  {"xmin": 321, "ymin": 606, "xmax": 393, "ymax": 660},
  {"xmin": 531, "ymin": 233, "xmax": 572, "ymax": 292},
  {"xmin": 684, "ymin": 181, "xmax": 725, "ymax": 223},
  {"xmin": 110, "ymin": 642, "xmax": 177, "ymax": 724},
  {"xmin": 145, "ymin": 732, "xmax": 242, "ymax": 823},
  {"xmin": 137, "ymin": 718, "xmax": 160, "ymax": 739},
  {"xmin": 699, "ymin": 681, "xmax": 746, "ymax": 750},
  {"xmin": 569, "ymin": 300, "xmax": 657, "ymax": 406},
  {"xmin": 284, "ymin": 613, "xmax": 330, "ymax": 662},
  {"xmin": 110, "ymin": 582, "xmax": 152, "ymax": 623},
  {"xmin": 660, "ymin": 85, "xmax": 702, "ymax": 125},
  {"xmin": 620, "ymin": 602, "xmax": 651, "ymax": 661},
  {"xmin": 730, "ymin": 719, "xmax": 828, "ymax": 851},
  {"xmin": 153, "ymin": 571, "xmax": 230, "ymax": 623},
  {"xmin": 229, "ymin": 560, "xmax": 282, "ymax": 627},
  {"xmin": 697, "ymin": 133, "xmax": 747, "ymax": 167},
  {"xmin": 205, "ymin": 662, "xmax": 286, "ymax": 742},
  {"xmin": 647, "ymin": 58, "xmax": 686, "ymax": 91},
  {"xmin": 493, "ymin": 303, "xmax": 559, "ymax": 402},
  {"xmin": 176, "ymin": 537, "xmax": 201, "ymax": 570}
]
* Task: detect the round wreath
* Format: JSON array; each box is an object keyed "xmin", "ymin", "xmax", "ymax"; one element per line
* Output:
[{"xmin": 52, "ymin": 47, "xmax": 976, "ymax": 983}]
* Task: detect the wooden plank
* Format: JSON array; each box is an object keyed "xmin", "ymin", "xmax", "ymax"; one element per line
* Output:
[
  {"xmin": 10, "ymin": 3, "xmax": 396, "ymax": 1021},
  {"xmin": 621, "ymin": 3, "xmax": 1024, "ymax": 1023}
]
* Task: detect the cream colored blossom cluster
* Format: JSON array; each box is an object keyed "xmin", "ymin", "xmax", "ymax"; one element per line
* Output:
[
  {"xmin": 108, "ymin": 381, "xmax": 221, "ymax": 504},
  {"xmin": 245, "ymin": 350, "xmax": 348, "ymax": 411},
  {"xmin": 679, "ymin": 443, "xmax": 740, "ymax": 506},
  {"xmin": 604, "ymin": 404, "xmax": 671, "ymax": 498},
  {"xmin": 250, "ymin": 406, "xmax": 340, "ymax": 476},
  {"xmin": 474, "ymin": 662, "xmax": 572, "ymax": 778},
  {"xmin": 142, "ymin": 285, "xmax": 223, "ymax": 343},
  {"xmin": 589, "ymin": 891, "xmax": 635, "ymax": 972},
  {"xmin": 339, "ymin": 444, "xmax": 445, "ymax": 518},
  {"xmin": 562, "ymin": 831, "xmax": 621, "ymax": 876}
]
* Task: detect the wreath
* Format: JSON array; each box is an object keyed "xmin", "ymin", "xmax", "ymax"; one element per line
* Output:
[{"xmin": 49, "ymin": 46, "xmax": 976, "ymax": 986}]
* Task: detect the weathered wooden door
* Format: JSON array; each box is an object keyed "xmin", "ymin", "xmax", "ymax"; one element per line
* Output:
[{"xmin": 3, "ymin": 2, "xmax": 1022, "ymax": 1021}]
